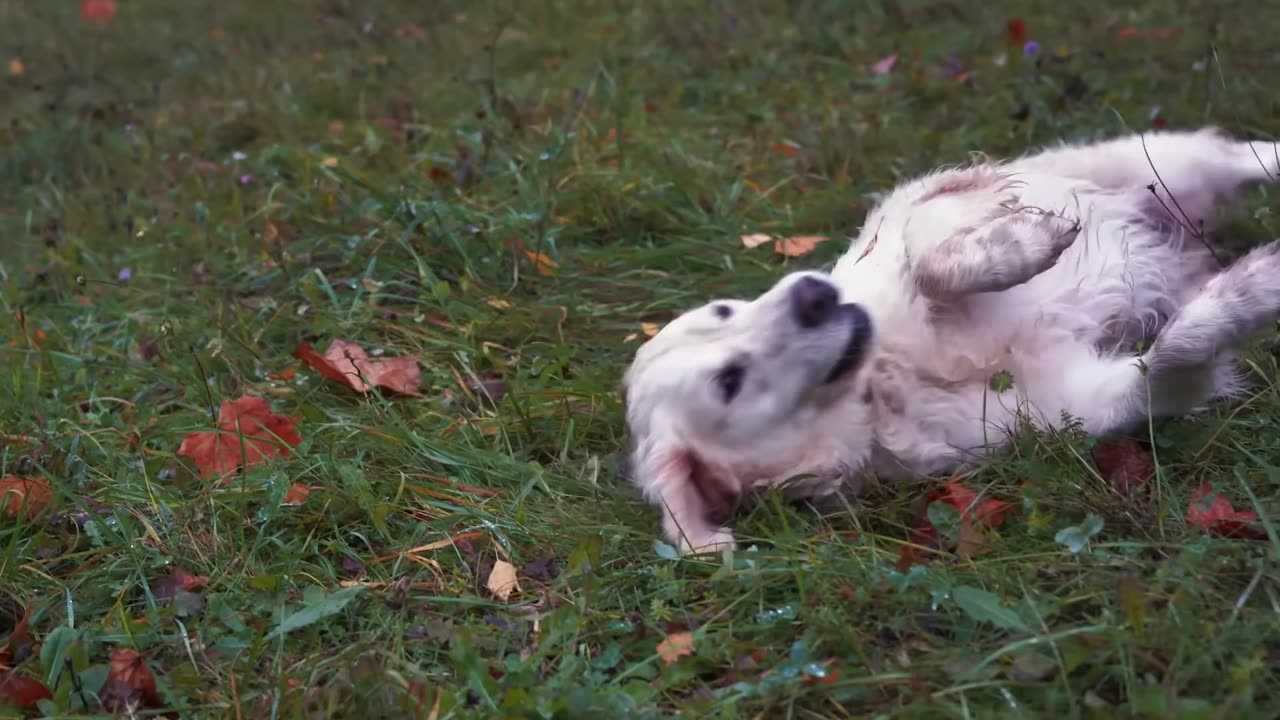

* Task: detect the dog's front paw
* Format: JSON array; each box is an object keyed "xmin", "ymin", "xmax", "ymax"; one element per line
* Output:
[{"xmin": 677, "ymin": 527, "xmax": 736, "ymax": 556}]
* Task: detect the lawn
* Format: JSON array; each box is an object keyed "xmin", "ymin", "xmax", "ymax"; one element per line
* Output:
[{"xmin": 3, "ymin": 0, "xmax": 1280, "ymax": 717}]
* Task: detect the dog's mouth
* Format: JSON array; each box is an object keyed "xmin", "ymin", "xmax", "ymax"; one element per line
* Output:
[{"xmin": 822, "ymin": 304, "xmax": 873, "ymax": 384}]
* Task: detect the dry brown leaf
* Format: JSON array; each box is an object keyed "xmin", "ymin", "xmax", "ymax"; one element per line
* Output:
[
  {"xmin": 0, "ymin": 476, "xmax": 52, "ymax": 521},
  {"xmin": 657, "ymin": 631, "xmax": 695, "ymax": 665},
  {"xmin": 292, "ymin": 340, "xmax": 424, "ymax": 397},
  {"xmin": 102, "ymin": 648, "xmax": 161, "ymax": 711},
  {"xmin": 640, "ymin": 322, "xmax": 660, "ymax": 337},
  {"xmin": 176, "ymin": 396, "xmax": 303, "ymax": 481},
  {"xmin": 775, "ymin": 235, "xmax": 829, "ymax": 257},
  {"xmin": 740, "ymin": 232, "xmax": 772, "ymax": 249},
  {"xmin": 955, "ymin": 521, "xmax": 993, "ymax": 560},
  {"xmin": 486, "ymin": 559, "xmax": 520, "ymax": 601}
]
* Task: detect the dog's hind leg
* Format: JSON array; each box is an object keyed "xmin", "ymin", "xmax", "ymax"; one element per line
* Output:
[
  {"xmin": 1050, "ymin": 240, "xmax": 1280, "ymax": 435},
  {"xmin": 1017, "ymin": 128, "xmax": 1280, "ymax": 231}
]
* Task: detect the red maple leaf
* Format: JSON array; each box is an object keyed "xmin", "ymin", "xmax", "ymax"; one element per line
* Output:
[
  {"xmin": 1187, "ymin": 484, "xmax": 1267, "ymax": 540},
  {"xmin": 176, "ymin": 396, "xmax": 302, "ymax": 481},
  {"xmin": 898, "ymin": 478, "xmax": 1013, "ymax": 570},
  {"xmin": 930, "ymin": 479, "xmax": 1012, "ymax": 528}
]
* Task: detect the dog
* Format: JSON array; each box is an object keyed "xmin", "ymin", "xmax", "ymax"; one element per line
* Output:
[{"xmin": 621, "ymin": 127, "xmax": 1280, "ymax": 555}]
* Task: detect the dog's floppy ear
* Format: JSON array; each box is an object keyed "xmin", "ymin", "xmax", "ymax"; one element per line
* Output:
[{"xmin": 629, "ymin": 432, "xmax": 739, "ymax": 552}]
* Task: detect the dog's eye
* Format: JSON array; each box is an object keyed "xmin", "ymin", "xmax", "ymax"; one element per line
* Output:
[
  {"xmin": 712, "ymin": 304, "xmax": 733, "ymax": 320},
  {"xmin": 715, "ymin": 364, "xmax": 745, "ymax": 402}
]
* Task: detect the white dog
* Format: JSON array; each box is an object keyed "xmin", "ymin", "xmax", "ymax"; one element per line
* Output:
[{"xmin": 622, "ymin": 127, "xmax": 1280, "ymax": 554}]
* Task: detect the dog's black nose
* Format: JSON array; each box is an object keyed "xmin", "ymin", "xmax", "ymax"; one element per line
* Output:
[{"xmin": 789, "ymin": 276, "xmax": 839, "ymax": 328}]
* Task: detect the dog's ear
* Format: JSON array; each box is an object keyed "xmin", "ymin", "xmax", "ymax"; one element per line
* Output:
[{"xmin": 630, "ymin": 434, "xmax": 739, "ymax": 548}]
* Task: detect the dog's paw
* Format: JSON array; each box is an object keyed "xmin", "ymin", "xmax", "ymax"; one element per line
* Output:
[{"xmin": 677, "ymin": 527, "xmax": 736, "ymax": 556}]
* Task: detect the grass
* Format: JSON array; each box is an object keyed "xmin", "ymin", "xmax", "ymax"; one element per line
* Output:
[{"xmin": 2, "ymin": 0, "xmax": 1280, "ymax": 717}]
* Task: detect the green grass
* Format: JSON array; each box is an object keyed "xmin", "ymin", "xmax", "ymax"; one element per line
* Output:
[{"xmin": 3, "ymin": 0, "xmax": 1280, "ymax": 717}]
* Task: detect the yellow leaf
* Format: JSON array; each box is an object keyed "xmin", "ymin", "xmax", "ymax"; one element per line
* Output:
[
  {"xmin": 322, "ymin": 156, "xmax": 339, "ymax": 168},
  {"xmin": 740, "ymin": 232, "xmax": 772, "ymax": 249},
  {"xmin": 486, "ymin": 559, "xmax": 520, "ymax": 601},
  {"xmin": 657, "ymin": 631, "xmax": 695, "ymax": 665},
  {"xmin": 486, "ymin": 297, "xmax": 514, "ymax": 309},
  {"xmin": 7, "ymin": 58, "xmax": 23, "ymax": 76},
  {"xmin": 774, "ymin": 235, "xmax": 829, "ymax": 257},
  {"xmin": 523, "ymin": 249, "xmax": 557, "ymax": 277},
  {"xmin": 641, "ymin": 322, "xmax": 660, "ymax": 337}
]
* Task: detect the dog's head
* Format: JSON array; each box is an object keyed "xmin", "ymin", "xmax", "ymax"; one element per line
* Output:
[{"xmin": 621, "ymin": 271, "xmax": 877, "ymax": 515}]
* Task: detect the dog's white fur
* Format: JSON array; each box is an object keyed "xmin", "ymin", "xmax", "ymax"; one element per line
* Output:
[{"xmin": 622, "ymin": 127, "xmax": 1280, "ymax": 554}]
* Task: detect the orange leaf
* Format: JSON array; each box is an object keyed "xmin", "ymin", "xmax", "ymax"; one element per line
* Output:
[
  {"xmin": 770, "ymin": 142, "xmax": 799, "ymax": 158},
  {"xmin": 0, "ymin": 476, "xmax": 52, "ymax": 521},
  {"xmin": 176, "ymin": 396, "xmax": 303, "ymax": 482},
  {"xmin": 774, "ymin": 235, "xmax": 829, "ymax": 257},
  {"xmin": 102, "ymin": 648, "xmax": 160, "ymax": 710},
  {"xmin": 640, "ymin": 322, "xmax": 660, "ymax": 337},
  {"xmin": 0, "ymin": 673, "xmax": 52, "ymax": 708},
  {"xmin": 523, "ymin": 249, "xmax": 558, "ymax": 277},
  {"xmin": 79, "ymin": 0, "xmax": 117, "ymax": 25},
  {"xmin": 292, "ymin": 340, "xmax": 424, "ymax": 397},
  {"xmin": 657, "ymin": 631, "xmax": 695, "ymax": 665},
  {"xmin": 281, "ymin": 483, "xmax": 316, "ymax": 506},
  {"xmin": 740, "ymin": 232, "xmax": 772, "ymax": 249}
]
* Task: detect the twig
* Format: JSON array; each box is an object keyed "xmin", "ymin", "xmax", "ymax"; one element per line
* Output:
[{"xmin": 1139, "ymin": 132, "xmax": 1224, "ymax": 266}]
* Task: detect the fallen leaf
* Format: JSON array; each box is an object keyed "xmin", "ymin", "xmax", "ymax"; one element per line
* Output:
[
  {"xmin": 640, "ymin": 322, "xmax": 660, "ymax": 337},
  {"xmin": 1092, "ymin": 438, "xmax": 1154, "ymax": 495},
  {"xmin": 931, "ymin": 479, "xmax": 1012, "ymax": 528},
  {"xmin": 7, "ymin": 58, "xmax": 23, "ymax": 77},
  {"xmin": 102, "ymin": 648, "xmax": 161, "ymax": 710},
  {"xmin": 0, "ymin": 674, "xmax": 52, "ymax": 708},
  {"xmin": 741, "ymin": 233, "xmax": 773, "ymax": 249},
  {"xmin": 955, "ymin": 521, "xmax": 993, "ymax": 560},
  {"xmin": 770, "ymin": 142, "xmax": 799, "ymax": 158},
  {"xmin": 870, "ymin": 52, "xmax": 898, "ymax": 76},
  {"xmin": 281, "ymin": 483, "xmax": 316, "ymax": 506},
  {"xmin": 322, "ymin": 156, "xmax": 339, "ymax": 168},
  {"xmin": 0, "ymin": 605, "xmax": 32, "ymax": 669},
  {"xmin": 80, "ymin": 0, "xmax": 117, "ymax": 25},
  {"xmin": 150, "ymin": 568, "xmax": 209, "ymax": 601},
  {"xmin": 268, "ymin": 366, "xmax": 297, "ymax": 381},
  {"xmin": 522, "ymin": 249, "xmax": 558, "ymax": 277},
  {"xmin": 1187, "ymin": 484, "xmax": 1266, "ymax": 539},
  {"xmin": 519, "ymin": 556, "xmax": 559, "ymax": 581},
  {"xmin": 176, "ymin": 396, "xmax": 303, "ymax": 481},
  {"xmin": 774, "ymin": 235, "xmax": 829, "ymax": 257},
  {"xmin": 0, "ymin": 476, "xmax": 52, "ymax": 521},
  {"xmin": 1006, "ymin": 18, "xmax": 1028, "ymax": 44},
  {"xmin": 657, "ymin": 631, "xmax": 695, "ymax": 665},
  {"xmin": 486, "ymin": 559, "xmax": 520, "ymax": 601},
  {"xmin": 292, "ymin": 340, "xmax": 424, "ymax": 397}
]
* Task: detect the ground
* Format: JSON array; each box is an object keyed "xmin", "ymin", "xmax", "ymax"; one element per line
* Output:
[{"xmin": 2, "ymin": 0, "xmax": 1280, "ymax": 717}]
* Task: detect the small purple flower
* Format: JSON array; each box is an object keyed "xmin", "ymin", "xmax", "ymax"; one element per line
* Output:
[
  {"xmin": 117, "ymin": 267, "xmax": 132, "ymax": 282},
  {"xmin": 124, "ymin": 123, "xmax": 137, "ymax": 133},
  {"xmin": 1023, "ymin": 40, "xmax": 1041, "ymax": 57},
  {"xmin": 238, "ymin": 173, "xmax": 252, "ymax": 185}
]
